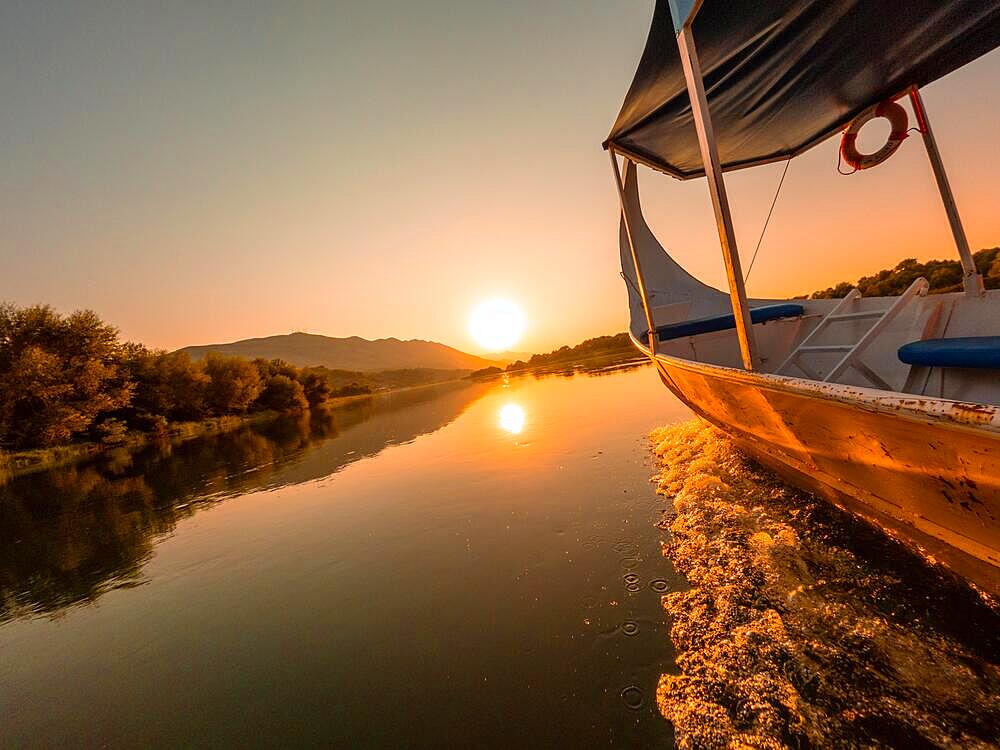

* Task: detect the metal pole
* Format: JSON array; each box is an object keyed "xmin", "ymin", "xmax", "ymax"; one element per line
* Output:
[
  {"xmin": 677, "ymin": 27, "xmax": 758, "ymax": 370},
  {"xmin": 908, "ymin": 86, "xmax": 983, "ymax": 297},
  {"xmin": 609, "ymin": 150, "xmax": 658, "ymax": 354}
]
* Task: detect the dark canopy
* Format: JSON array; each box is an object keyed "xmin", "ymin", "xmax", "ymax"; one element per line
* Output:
[{"xmin": 605, "ymin": 0, "xmax": 1000, "ymax": 179}]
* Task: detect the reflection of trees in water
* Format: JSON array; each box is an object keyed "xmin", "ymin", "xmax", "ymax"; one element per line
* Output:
[
  {"xmin": 517, "ymin": 356, "xmax": 649, "ymax": 380},
  {"xmin": 0, "ymin": 381, "xmax": 490, "ymax": 623},
  {"xmin": 0, "ymin": 421, "xmax": 307, "ymax": 623}
]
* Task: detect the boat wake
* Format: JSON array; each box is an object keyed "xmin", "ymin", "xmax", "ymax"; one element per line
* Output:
[{"xmin": 650, "ymin": 420, "xmax": 1000, "ymax": 749}]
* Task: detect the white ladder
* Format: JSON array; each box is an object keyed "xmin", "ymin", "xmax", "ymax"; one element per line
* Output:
[{"xmin": 776, "ymin": 278, "xmax": 929, "ymax": 388}]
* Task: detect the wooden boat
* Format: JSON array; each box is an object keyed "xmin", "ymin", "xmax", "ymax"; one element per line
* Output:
[{"xmin": 605, "ymin": 1, "xmax": 1000, "ymax": 596}]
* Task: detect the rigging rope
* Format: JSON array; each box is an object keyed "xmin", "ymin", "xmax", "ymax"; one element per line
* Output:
[
  {"xmin": 620, "ymin": 270, "xmax": 642, "ymax": 299},
  {"xmin": 744, "ymin": 157, "xmax": 791, "ymax": 283}
]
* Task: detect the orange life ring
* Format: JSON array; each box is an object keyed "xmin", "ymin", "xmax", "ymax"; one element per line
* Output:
[{"xmin": 840, "ymin": 100, "xmax": 909, "ymax": 171}]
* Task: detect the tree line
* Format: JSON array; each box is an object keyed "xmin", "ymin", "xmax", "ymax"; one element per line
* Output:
[
  {"xmin": 0, "ymin": 304, "xmax": 372, "ymax": 451},
  {"xmin": 468, "ymin": 333, "xmax": 637, "ymax": 379},
  {"xmin": 809, "ymin": 247, "xmax": 999, "ymax": 299},
  {"xmin": 504, "ymin": 333, "xmax": 634, "ymax": 372}
]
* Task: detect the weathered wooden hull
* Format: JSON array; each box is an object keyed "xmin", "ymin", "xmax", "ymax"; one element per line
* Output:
[{"xmin": 651, "ymin": 352, "xmax": 1000, "ymax": 598}]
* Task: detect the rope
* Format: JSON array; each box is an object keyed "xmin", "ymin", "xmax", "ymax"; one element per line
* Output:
[
  {"xmin": 837, "ymin": 146, "xmax": 857, "ymax": 175},
  {"xmin": 744, "ymin": 158, "xmax": 791, "ymax": 283},
  {"xmin": 620, "ymin": 271, "xmax": 642, "ymax": 299}
]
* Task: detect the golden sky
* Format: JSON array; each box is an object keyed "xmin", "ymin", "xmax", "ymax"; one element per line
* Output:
[{"xmin": 2, "ymin": 2, "xmax": 998, "ymax": 355}]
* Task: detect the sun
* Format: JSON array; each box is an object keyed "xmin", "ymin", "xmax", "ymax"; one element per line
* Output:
[{"xmin": 468, "ymin": 299, "xmax": 526, "ymax": 352}]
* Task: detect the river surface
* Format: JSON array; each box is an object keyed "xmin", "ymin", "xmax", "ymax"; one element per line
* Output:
[{"xmin": 1, "ymin": 364, "xmax": 690, "ymax": 748}]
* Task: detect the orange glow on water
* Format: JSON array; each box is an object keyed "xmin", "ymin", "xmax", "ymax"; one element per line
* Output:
[{"xmin": 498, "ymin": 403, "xmax": 526, "ymax": 434}]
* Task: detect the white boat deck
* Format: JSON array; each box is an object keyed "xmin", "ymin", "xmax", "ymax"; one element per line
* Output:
[{"xmin": 617, "ymin": 161, "xmax": 1000, "ymax": 406}]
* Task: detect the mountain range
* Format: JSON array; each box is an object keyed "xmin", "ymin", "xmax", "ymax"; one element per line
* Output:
[{"xmin": 177, "ymin": 332, "xmax": 505, "ymax": 372}]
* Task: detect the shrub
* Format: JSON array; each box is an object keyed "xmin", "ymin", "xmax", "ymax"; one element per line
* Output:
[
  {"xmin": 299, "ymin": 371, "xmax": 333, "ymax": 408},
  {"xmin": 203, "ymin": 354, "xmax": 263, "ymax": 415},
  {"xmin": 258, "ymin": 375, "xmax": 309, "ymax": 414},
  {"xmin": 124, "ymin": 346, "xmax": 210, "ymax": 421}
]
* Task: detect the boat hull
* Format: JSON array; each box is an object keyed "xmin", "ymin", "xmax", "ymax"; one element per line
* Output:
[{"xmin": 651, "ymin": 352, "xmax": 1000, "ymax": 598}]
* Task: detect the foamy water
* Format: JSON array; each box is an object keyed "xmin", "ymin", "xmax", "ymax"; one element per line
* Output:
[{"xmin": 651, "ymin": 421, "xmax": 1000, "ymax": 749}]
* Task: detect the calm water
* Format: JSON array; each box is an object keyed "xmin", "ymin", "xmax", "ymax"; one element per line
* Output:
[{"xmin": 1, "ymin": 365, "xmax": 691, "ymax": 747}]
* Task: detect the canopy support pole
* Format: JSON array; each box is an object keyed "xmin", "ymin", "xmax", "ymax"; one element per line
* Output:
[
  {"xmin": 609, "ymin": 149, "xmax": 658, "ymax": 354},
  {"xmin": 908, "ymin": 86, "xmax": 983, "ymax": 297},
  {"xmin": 677, "ymin": 27, "xmax": 758, "ymax": 370}
]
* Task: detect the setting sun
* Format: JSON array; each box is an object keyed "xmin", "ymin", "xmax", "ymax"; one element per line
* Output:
[{"xmin": 468, "ymin": 299, "xmax": 526, "ymax": 352}]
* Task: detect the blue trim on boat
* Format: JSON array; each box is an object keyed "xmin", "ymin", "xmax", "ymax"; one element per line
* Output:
[
  {"xmin": 651, "ymin": 303, "xmax": 804, "ymax": 342},
  {"xmin": 898, "ymin": 336, "xmax": 1000, "ymax": 369}
]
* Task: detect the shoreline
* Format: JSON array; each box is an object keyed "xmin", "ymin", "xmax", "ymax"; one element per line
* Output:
[
  {"xmin": 0, "ymin": 411, "xmax": 281, "ymax": 483},
  {"xmin": 504, "ymin": 346, "xmax": 640, "ymax": 375},
  {"xmin": 0, "ymin": 353, "xmax": 645, "ymax": 483},
  {"xmin": 0, "ymin": 392, "xmax": 379, "ymax": 483}
]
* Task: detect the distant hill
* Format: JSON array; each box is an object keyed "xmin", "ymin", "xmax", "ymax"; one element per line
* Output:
[
  {"xmin": 178, "ymin": 332, "xmax": 502, "ymax": 372},
  {"xmin": 807, "ymin": 247, "xmax": 999, "ymax": 299}
]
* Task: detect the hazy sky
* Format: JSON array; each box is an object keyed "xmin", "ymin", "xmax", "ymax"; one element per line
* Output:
[{"xmin": 2, "ymin": 2, "xmax": 998, "ymax": 354}]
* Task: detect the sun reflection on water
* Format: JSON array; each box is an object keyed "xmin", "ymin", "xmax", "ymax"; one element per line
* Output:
[{"xmin": 498, "ymin": 403, "xmax": 526, "ymax": 434}]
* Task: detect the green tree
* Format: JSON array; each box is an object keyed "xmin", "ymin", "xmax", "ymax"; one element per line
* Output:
[
  {"xmin": 0, "ymin": 305, "xmax": 132, "ymax": 448},
  {"xmin": 975, "ymin": 247, "xmax": 1000, "ymax": 287},
  {"xmin": 299, "ymin": 371, "xmax": 333, "ymax": 408},
  {"xmin": 809, "ymin": 247, "xmax": 1000, "ymax": 298},
  {"xmin": 252, "ymin": 358, "xmax": 299, "ymax": 381},
  {"xmin": 123, "ymin": 346, "xmax": 210, "ymax": 421},
  {"xmin": 258, "ymin": 375, "xmax": 309, "ymax": 413},
  {"xmin": 202, "ymin": 354, "xmax": 263, "ymax": 415}
]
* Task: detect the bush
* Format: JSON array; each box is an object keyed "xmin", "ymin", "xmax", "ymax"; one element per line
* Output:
[
  {"xmin": 258, "ymin": 375, "xmax": 309, "ymax": 413},
  {"xmin": 252, "ymin": 358, "xmax": 299, "ymax": 381},
  {"xmin": 203, "ymin": 354, "xmax": 263, "ymax": 415},
  {"xmin": 299, "ymin": 371, "xmax": 333, "ymax": 408},
  {"xmin": 94, "ymin": 418, "xmax": 129, "ymax": 447},
  {"xmin": 124, "ymin": 346, "xmax": 209, "ymax": 421}
]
